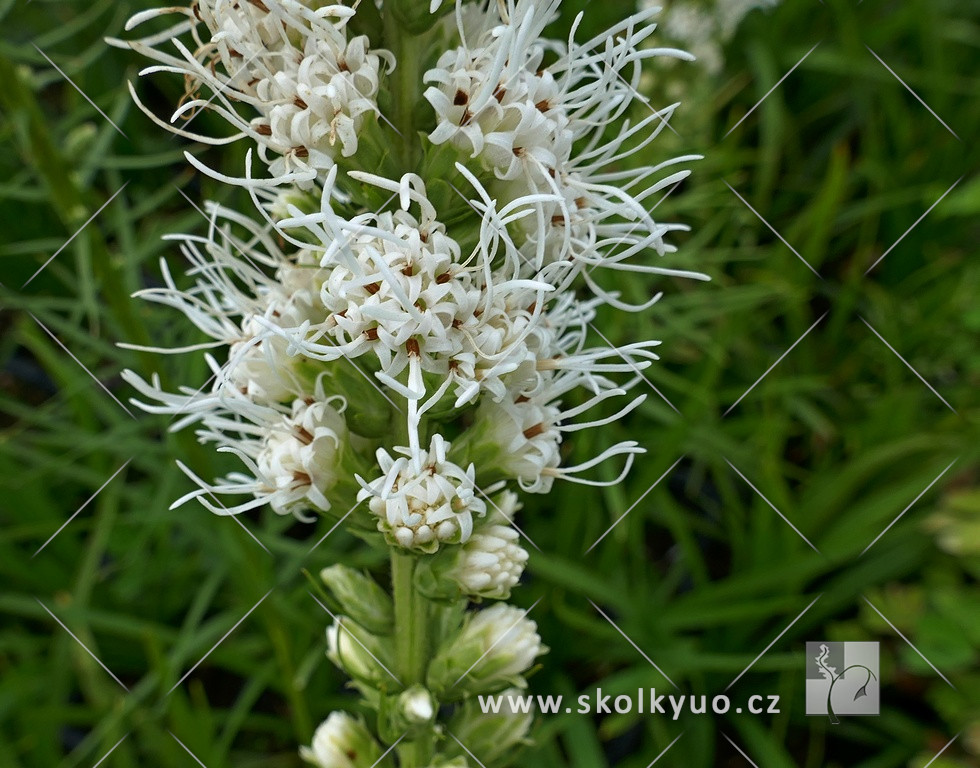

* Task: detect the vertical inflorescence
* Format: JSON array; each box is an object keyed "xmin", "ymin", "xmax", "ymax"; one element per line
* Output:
[{"xmin": 114, "ymin": 1, "xmax": 705, "ymax": 765}]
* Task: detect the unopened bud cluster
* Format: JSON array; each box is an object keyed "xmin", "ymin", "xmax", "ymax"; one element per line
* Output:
[{"xmin": 116, "ymin": 0, "xmax": 701, "ymax": 766}]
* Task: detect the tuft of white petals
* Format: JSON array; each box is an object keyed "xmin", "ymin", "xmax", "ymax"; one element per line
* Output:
[
  {"xmin": 113, "ymin": 0, "xmax": 392, "ymax": 183},
  {"xmin": 357, "ymin": 435, "xmax": 487, "ymax": 553},
  {"xmin": 425, "ymin": 1, "xmax": 709, "ymax": 294},
  {"xmin": 300, "ymin": 711, "xmax": 381, "ymax": 768}
]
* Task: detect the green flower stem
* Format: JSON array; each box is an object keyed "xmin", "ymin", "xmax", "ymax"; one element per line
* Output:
[
  {"xmin": 383, "ymin": 3, "xmax": 424, "ymax": 172},
  {"xmin": 392, "ymin": 551, "xmax": 433, "ymax": 767}
]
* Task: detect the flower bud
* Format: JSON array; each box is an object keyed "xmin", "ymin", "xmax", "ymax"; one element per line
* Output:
[
  {"xmin": 398, "ymin": 685, "xmax": 437, "ymax": 726},
  {"xmin": 326, "ymin": 616, "xmax": 397, "ymax": 689},
  {"xmin": 299, "ymin": 712, "xmax": 388, "ymax": 768},
  {"xmin": 447, "ymin": 687, "xmax": 534, "ymax": 766},
  {"xmin": 428, "ymin": 604, "xmax": 546, "ymax": 696},
  {"xmin": 320, "ymin": 565, "xmax": 394, "ymax": 636},
  {"xmin": 450, "ymin": 524, "xmax": 528, "ymax": 600}
]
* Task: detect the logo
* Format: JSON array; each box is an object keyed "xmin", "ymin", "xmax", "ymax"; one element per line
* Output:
[{"xmin": 805, "ymin": 641, "xmax": 879, "ymax": 722}]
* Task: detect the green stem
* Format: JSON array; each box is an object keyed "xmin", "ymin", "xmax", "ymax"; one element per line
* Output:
[
  {"xmin": 383, "ymin": 5, "xmax": 423, "ymax": 172},
  {"xmin": 392, "ymin": 552, "xmax": 428, "ymax": 683},
  {"xmin": 392, "ymin": 551, "xmax": 432, "ymax": 767}
]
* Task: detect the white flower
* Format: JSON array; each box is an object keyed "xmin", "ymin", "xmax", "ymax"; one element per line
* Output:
[
  {"xmin": 114, "ymin": 1, "xmax": 392, "ymax": 183},
  {"xmin": 300, "ymin": 711, "xmax": 382, "ymax": 768},
  {"xmin": 358, "ymin": 434, "xmax": 487, "ymax": 553},
  {"xmin": 474, "ymin": 379, "xmax": 649, "ymax": 493},
  {"xmin": 126, "ymin": 199, "xmax": 329, "ymax": 405},
  {"xmin": 177, "ymin": 393, "xmax": 347, "ymax": 520},
  {"xmin": 475, "ymin": 395, "xmax": 562, "ymax": 492},
  {"xmin": 123, "ymin": 365, "xmax": 349, "ymax": 520},
  {"xmin": 253, "ymin": 395, "xmax": 348, "ymax": 516},
  {"xmin": 270, "ymin": 173, "xmax": 555, "ymax": 410},
  {"xmin": 452, "ymin": 521, "xmax": 529, "ymax": 599},
  {"xmin": 426, "ymin": 1, "xmax": 709, "ymax": 294}
]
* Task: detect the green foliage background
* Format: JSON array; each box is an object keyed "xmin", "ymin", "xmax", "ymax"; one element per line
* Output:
[{"xmin": 1, "ymin": 0, "xmax": 978, "ymax": 766}]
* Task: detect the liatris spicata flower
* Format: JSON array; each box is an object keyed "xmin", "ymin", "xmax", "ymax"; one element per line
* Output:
[{"xmin": 113, "ymin": 0, "xmax": 706, "ymax": 765}]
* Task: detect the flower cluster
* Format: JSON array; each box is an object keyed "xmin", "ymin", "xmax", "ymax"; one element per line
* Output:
[
  {"xmin": 117, "ymin": 0, "xmax": 703, "ymax": 766},
  {"xmin": 115, "ymin": 0, "xmax": 392, "ymax": 182}
]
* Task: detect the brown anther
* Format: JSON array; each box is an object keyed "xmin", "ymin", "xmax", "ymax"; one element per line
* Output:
[
  {"xmin": 364, "ymin": 282, "xmax": 381, "ymax": 295},
  {"xmin": 575, "ymin": 196, "xmax": 588, "ymax": 209},
  {"xmin": 406, "ymin": 338, "xmax": 421, "ymax": 356},
  {"xmin": 192, "ymin": 2, "xmax": 203, "ymax": 21},
  {"xmin": 419, "ymin": 231, "xmax": 429, "ymax": 243},
  {"xmin": 513, "ymin": 146, "xmax": 525, "ymax": 157},
  {"xmin": 436, "ymin": 272, "xmax": 453, "ymax": 284},
  {"xmin": 293, "ymin": 97, "xmax": 308, "ymax": 109},
  {"xmin": 295, "ymin": 426, "xmax": 314, "ymax": 445},
  {"xmin": 460, "ymin": 109, "xmax": 474, "ymax": 126},
  {"xmin": 515, "ymin": 395, "xmax": 530, "ymax": 403},
  {"xmin": 295, "ymin": 146, "xmax": 309, "ymax": 158},
  {"xmin": 535, "ymin": 99, "xmax": 551, "ymax": 112},
  {"xmin": 453, "ymin": 89, "xmax": 469, "ymax": 106},
  {"xmin": 364, "ymin": 327, "xmax": 379, "ymax": 341},
  {"xmin": 271, "ymin": 309, "xmax": 281, "ymax": 318},
  {"xmin": 338, "ymin": 58, "xmax": 350, "ymax": 72},
  {"xmin": 228, "ymin": 48, "xmax": 243, "ymax": 58},
  {"xmin": 247, "ymin": 77, "xmax": 260, "ymax": 88},
  {"xmin": 523, "ymin": 423, "xmax": 546, "ymax": 439},
  {"xmin": 402, "ymin": 265, "xmax": 414, "ymax": 276},
  {"xmin": 451, "ymin": 319, "xmax": 462, "ymax": 328},
  {"xmin": 292, "ymin": 471, "xmax": 312, "ymax": 485},
  {"xmin": 255, "ymin": 123, "xmax": 272, "ymax": 136},
  {"xmin": 247, "ymin": 0, "xmax": 269, "ymax": 11},
  {"xmin": 304, "ymin": 397, "xmax": 316, "ymax": 405},
  {"xmin": 551, "ymin": 215, "xmax": 566, "ymax": 226},
  {"xmin": 493, "ymin": 86, "xmax": 507, "ymax": 102}
]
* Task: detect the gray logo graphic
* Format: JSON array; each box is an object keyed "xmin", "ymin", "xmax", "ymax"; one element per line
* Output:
[{"xmin": 805, "ymin": 642, "xmax": 879, "ymax": 722}]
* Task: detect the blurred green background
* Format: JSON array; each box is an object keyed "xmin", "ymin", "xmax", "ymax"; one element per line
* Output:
[{"xmin": 1, "ymin": 0, "xmax": 978, "ymax": 766}]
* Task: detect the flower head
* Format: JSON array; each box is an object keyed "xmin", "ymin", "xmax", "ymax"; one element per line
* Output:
[
  {"xmin": 428, "ymin": 602, "xmax": 546, "ymax": 695},
  {"xmin": 115, "ymin": 0, "xmax": 393, "ymax": 182},
  {"xmin": 358, "ymin": 435, "xmax": 487, "ymax": 553},
  {"xmin": 301, "ymin": 712, "xmax": 384, "ymax": 768},
  {"xmin": 451, "ymin": 522, "xmax": 529, "ymax": 599}
]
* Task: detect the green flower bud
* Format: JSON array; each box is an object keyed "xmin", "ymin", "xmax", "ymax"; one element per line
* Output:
[
  {"xmin": 327, "ymin": 616, "xmax": 398, "ymax": 689},
  {"xmin": 399, "ymin": 685, "xmax": 437, "ymax": 726},
  {"xmin": 427, "ymin": 604, "xmax": 547, "ymax": 697},
  {"xmin": 300, "ymin": 712, "xmax": 390, "ymax": 768},
  {"xmin": 320, "ymin": 565, "xmax": 395, "ymax": 636},
  {"xmin": 377, "ymin": 684, "xmax": 439, "ymax": 742},
  {"xmin": 447, "ymin": 687, "xmax": 534, "ymax": 766}
]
